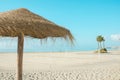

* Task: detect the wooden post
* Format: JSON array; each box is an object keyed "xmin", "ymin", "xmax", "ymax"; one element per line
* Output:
[{"xmin": 17, "ymin": 32, "xmax": 24, "ymax": 80}]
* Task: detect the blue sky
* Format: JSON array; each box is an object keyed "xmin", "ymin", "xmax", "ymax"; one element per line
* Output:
[{"xmin": 0, "ymin": 0, "xmax": 120, "ymax": 52}]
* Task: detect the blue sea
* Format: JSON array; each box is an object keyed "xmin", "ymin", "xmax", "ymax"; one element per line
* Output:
[
  {"xmin": 0, "ymin": 37, "xmax": 113, "ymax": 53},
  {"xmin": 0, "ymin": 47, "xmax": 106, "ymax": 53}
]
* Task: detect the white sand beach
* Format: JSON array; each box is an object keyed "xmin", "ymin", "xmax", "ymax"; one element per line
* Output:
[{"xmin": 0, "ymin": 51, "xmax": 120, "ymax": 80}]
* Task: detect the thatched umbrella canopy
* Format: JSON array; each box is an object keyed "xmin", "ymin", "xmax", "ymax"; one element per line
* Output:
[
  {"xmin": 0, "ymin": 8, "xmax": 74, "ymax": 80},
  {"xmin": 0, "ymin": 8, "xmax": 73, "ymax": 40}
]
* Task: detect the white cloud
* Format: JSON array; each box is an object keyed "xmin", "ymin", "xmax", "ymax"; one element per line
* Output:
[{"xmin": 111, "ymin": 34, "xmax": 120, "ymax": 41}]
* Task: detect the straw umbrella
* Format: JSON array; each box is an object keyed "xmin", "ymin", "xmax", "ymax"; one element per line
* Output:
[{"xmin": 0, "ymin": 8, "xmax": 74, "ymax": 80}]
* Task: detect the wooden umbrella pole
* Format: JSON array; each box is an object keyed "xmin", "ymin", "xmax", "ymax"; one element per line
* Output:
[{"xmin": 17, "ymin": 32, "xmax": 24, "ymax": 80}]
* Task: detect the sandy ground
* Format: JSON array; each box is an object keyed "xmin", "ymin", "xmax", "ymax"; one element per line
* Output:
[{"xmin": 0, "ymin": 51, "xmax": 120, "ymax": 80}]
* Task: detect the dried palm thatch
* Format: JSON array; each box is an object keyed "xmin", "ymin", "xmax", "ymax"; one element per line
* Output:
[
  {"xmin": 0, "ymin": 8, "xmax": 74, "ymax": 80},
  {"xmin": 0, "ymin": 8, "xmax": 73, "ymax": 42}
]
